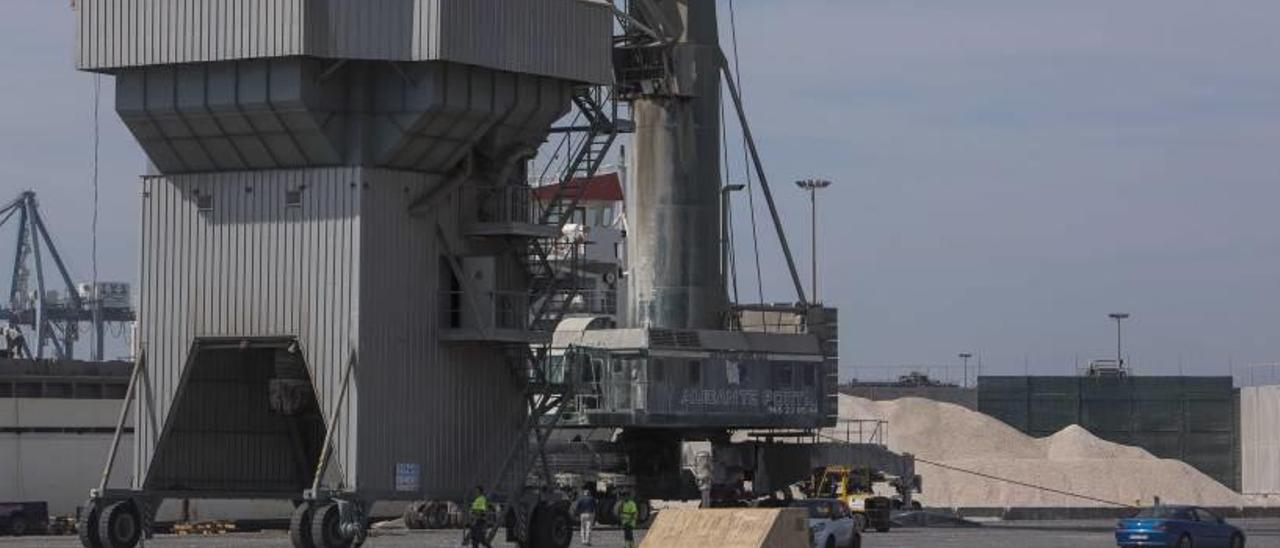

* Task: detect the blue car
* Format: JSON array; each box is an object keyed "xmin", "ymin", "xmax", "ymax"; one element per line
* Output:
[{"xmin": 1115, "ymin": 505, "xmax": 1245, "ymax": 547}]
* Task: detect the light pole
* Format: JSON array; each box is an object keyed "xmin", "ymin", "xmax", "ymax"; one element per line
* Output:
[
  {"xmin": 959, "ymin": 353, "xmax": 973, "ymax": 388},
  {"xmin": 795, "ymin": 179, "xmax": 832, "ymax": 301},
  {"xmin": 1109, "ymin": 313, "xmax": 1130, "ymax": 370}
]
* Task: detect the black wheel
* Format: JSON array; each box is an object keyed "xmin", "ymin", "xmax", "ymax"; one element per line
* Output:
[
  {"xmin": 852, "ymin": 513, "xmax": 868, "ymax": 533},
  {"xmin": 97, "ymin": 500, "xmax": 142, "ymax": 548},
  {"xmin": 824, "ymin": 535, "xmax": 836, "ymax": 548},
  {"xmin": 77, "ymin": 501, "xmax": 103, "ymax": 548},
  {"xmin": 635, "ymin": 501, "xmax": 653, "ymax": 526},
  {"xmin": 9, "ymin": 516, "xmax": 29, "ymax": 536},
  {"xmin": 310, "ymin": 502, "xmax": 352, "ymax": 548},
  {"xmin": 290, "ymin": 502, "xmax": 317, "ymax": 548},
  {"xmin": 401, "ymin": 501, "xmax": 425, "ymax": 530},
  {"xmin": 1177, "ymin": 534, "xmax": 1193, "ymax": 548},
  {"xmin": 875, "ymin": 523, "xmax": 891, "ymax": 533},
  {"xmin": 1230, "ymin": 533, "xmax": 1245, "ymax": 548},
  {"xmin": 532, "ymin": 504, "xmax": 572, "ymax": 548},
  {"xmin": 424, "ymin": 501, "xmax": 449, "ymax": 529}
]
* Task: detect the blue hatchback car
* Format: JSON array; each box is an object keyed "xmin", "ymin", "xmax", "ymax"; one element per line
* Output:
[{"xmin": 1115, "ymin": 506, "xmax": 1245, "ymax": 547}]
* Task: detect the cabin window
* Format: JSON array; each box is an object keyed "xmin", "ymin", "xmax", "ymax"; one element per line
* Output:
[{"xmin": 688, "ymin": 360, "xmax": 702, "ymax": 385}]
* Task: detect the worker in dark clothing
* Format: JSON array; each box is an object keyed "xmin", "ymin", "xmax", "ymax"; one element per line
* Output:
[
  {"xmin": 466, "ymin": 485, "xmax": 493, "ymax": 548},
  {"xmin": 572, "ymin": 488, "xmax": 598, "ymax": 545}
]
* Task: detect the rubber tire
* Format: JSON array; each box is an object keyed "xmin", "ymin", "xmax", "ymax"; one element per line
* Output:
[
  {"xmin": 824, "ymin": 535, "xmax": 836, "ymax": 548},
  {"xmin": 77, "ymin": 502, "xmax": 103, "ymax": 548},
  {"xmin": 852, "ymin": 513, "xmax": 868, "ymax": 533},
  {"xmin": 424, "ymin": 502, "xmax": 449, "ymax": 529},
  {"xmin": 401, "ymin": 502, "xmax": 425, "ymax": 530},
  {"xmin": 290, "ymin": 502, "xmax": 317, "ymax": 548},
  {"xmin": 635, "ymin": 501, "xmax": 653, "ymax": 526},
  {"xmin": 310, "ymin": 502, "xmax": 352, "ymax": 548},
  {"xmin": 532, "ymin": 504, "xmax": 573, "ymax": 548},
  {"xmin": 1178, "ymin": 534, "xmax": 1193, "ymax": 548},
  {"xmin": 9, "ymin": 517, "xmax": 29, "ymax": 536},
  {"xmin": 97, "ymin": 500, "xmax": 142, "ymax": 548},
  {"xmin": 875, "ymin": 523, "xmax": 891, "ymax": 533},
  {"xmin": 1231, "ymin": 534, "xmax": 1245, "ymax": 548}
]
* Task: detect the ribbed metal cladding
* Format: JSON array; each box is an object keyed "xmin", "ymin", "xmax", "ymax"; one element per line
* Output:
[
  {"xmin": 1241, "ymin": 386, "xmax": 1279, "ymax": 495},
  {"xmin": 76, "ymin": 0, "xmax": 309, "ymax": 70},
  {"xmin": 434, "ymin": 0, "xmax": 613, "ymax": 87},
  {"xmin": 356, "ymin": 171, "xmax": 524, "ymax": 499},
  {"xmin": 75, "ymin": 0, "xmax": 614, "ymax": 85},
  {"xmin": 137, "ymin": 169, "xmax": 362, "ymax": 490},
  {"xmin": 136, "ymin": 168, "xmax": 525, "ymax": 499}
]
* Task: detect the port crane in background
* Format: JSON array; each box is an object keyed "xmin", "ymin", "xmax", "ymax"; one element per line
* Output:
[{"xmin": 0, "ymin": 191, "xmax": 134, "ymax": 360}]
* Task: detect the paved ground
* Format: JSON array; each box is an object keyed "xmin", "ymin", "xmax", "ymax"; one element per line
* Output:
[{"xmin": 5, "ymin": 519, "xmax": 1280, "ymax": 547}]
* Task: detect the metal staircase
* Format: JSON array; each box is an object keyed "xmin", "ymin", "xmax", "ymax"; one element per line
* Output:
[
  {"xmin": 526, "ymin": 87, "xmax": 621, "ymax": 332},
  {"xmin": 481, "ymin": 85, "xmax": 626, "ymax": 546}
]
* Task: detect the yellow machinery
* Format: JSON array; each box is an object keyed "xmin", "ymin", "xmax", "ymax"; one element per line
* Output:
[{"xmin": 809, "ymin": 466, "xmax": 893, "ymax": 533}]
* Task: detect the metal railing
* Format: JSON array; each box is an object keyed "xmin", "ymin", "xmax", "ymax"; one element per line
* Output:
[
  {"xmin": 826, "ymin": 419, "xmax": 889, "ymax": 447},
  {"xmin": 472, "ymin": 185, "xmax": 534, "ymax": 225},
  {"xmin": 558, "ymin": 289, "xmax": 618, "ymax": 316},
  {"xmin": 440, "ymin": 290, "xmax": 529, "ymax": 332}
]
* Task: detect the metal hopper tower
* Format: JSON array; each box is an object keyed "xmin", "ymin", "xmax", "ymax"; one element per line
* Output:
[{"xmin": 73, "ymin": 1, "xmax": 614, "ymax": 547}]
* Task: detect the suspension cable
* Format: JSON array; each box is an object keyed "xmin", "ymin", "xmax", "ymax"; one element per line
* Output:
[
  {"xmin": 90, "ymin": 74, "xmax": 101, "ymax": 359},
  {"xmin": 727, "ymin": 0, "xmax": 764, "ymax": 304},
  {"xmin": 720, "ymin": 84, "xmax": 739, "ymax": 304},
  {"xmin": 807, "ymin": 429, "xmax": 1135, "ymax": 508},
  {"xmin": 913, "ymin": 456, "xmax": 1134, "ymax": 508}
]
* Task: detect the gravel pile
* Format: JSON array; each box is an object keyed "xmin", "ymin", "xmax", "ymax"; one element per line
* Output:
[{"xmin": 834, "ymin": 395, "xmax": 1246, "ymax": 508}]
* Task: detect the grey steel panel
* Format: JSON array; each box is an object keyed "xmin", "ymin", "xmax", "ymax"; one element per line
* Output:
[
  {"xmin": 434, "ymin": 0, "xmax": 613, "ymax": 86},
  {"xmin": 136, "ymin": 169, "xmax": 363, "ymax": 489},
  {"xmin": 354, "ymin": 169, "xmax": 524, "ymax": 500},
  {"xmin": 137, "ymin": 168, "xmax": 527, "ymax": 500},
  {"xmin": 77, "ymin": 0, "xmax": 309, "ymax": 70},
  {"xmin": 1241, "ymin": 385, "xmax": 1280, "ymax": 494},
  {"xmin": 75, "ymin": 0, "xmax": 613, "ymax": 84}
]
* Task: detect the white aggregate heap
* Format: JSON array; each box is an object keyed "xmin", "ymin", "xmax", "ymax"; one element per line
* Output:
[{"xmin": 834, "ymin": 395, "xmax": 1247, "ymax": 508}]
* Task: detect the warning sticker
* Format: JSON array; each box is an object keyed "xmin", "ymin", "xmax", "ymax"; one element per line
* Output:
[{"xmin": 395, "ymin": 463, "xmax": 421, "ymax": 492}]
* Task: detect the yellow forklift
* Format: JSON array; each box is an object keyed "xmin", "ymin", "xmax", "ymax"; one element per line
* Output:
[{"xmin": 808, "ymin": 466, "xmax": 893, "ymax": 533}]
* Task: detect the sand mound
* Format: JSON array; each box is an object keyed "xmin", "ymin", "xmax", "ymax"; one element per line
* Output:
[
  {"xmin": 1039, "ymin": 425, "xmax": 1154, "ymax": 461},
  {"xmin": 835, "ymin": 395, "xmax": 1245, "ymax": 508}
]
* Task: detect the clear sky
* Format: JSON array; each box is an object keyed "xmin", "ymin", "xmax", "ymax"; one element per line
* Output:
[{"xmin": 1, "ymin": 1, "xmax": 1278, "ymax": 380}]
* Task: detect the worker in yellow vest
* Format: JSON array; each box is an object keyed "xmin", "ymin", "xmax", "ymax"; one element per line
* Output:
[
  {"xmin": 618, "ymin": 493, "xmax": 639, "ymax": 548},
  {"xmin": 467, "ymin": 485, "xmax": 493, "ymax": 548}
]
